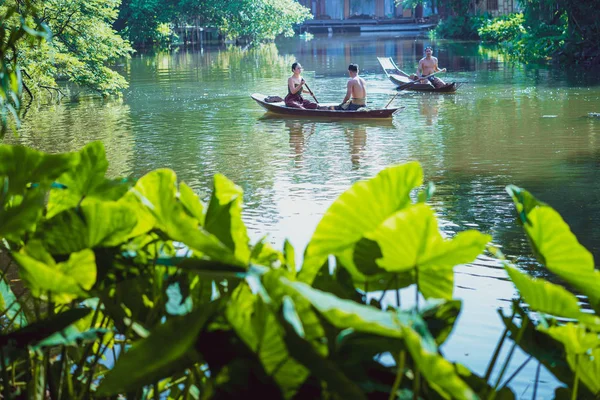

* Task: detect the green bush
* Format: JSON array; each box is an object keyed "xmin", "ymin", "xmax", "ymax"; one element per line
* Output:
[
  {"xmin": 433, "ymin": 15, "xmax": 485, "ymax": 40},
  {"xmin": 478, "ymin": 13, "xmax": 526, "ymax": 42}
]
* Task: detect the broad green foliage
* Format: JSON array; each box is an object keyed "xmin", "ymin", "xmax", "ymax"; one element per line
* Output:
[
  {"xmin": 2, "ymin": 143, "xmax": 600, "ymax": 399},
  {"xmin": 205, "ymin": 174, "xmax": 250, "ymax": 263},
  {"xmin": 13, "ymin": 243, "xmax": 96, "ymax": 303},
  {"xmin": 402, "ymin": 325, "xmax": 479, "ymax": 400},
  {"xmin": 301, "ymin": 162, "xmax": 423, "ymax": 283},
  {"xmin": 47, "ymin": 141, "xmax": 129, "ymax": 218}
]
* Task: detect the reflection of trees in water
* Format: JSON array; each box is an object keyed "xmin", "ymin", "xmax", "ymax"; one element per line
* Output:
[
  {"xmin": 130, "ymin": 43, "xmax": 296, "ymax": 81},
  {"xmin": 4, "ymin": 98, "xmax": 133, "ymax": 178}
]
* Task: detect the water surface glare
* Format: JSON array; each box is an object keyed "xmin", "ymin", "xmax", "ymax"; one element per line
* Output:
[{"xmin": 12, "ymin": 33, "xmax": 600, "ymax": 397}]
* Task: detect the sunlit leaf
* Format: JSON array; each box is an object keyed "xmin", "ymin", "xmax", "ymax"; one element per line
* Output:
[
  {"xmin": 505, "ymin": 266, "xmax": 590, "ymax": 320},
  {"xmin": 281, "ymin": 278, "xmax": 405, "ymax": 338},
  {"xmin": 367, "ymin": 204, "xmax": 490, "ymax": 299},
  {"xmin": 121, "ymin": 169, "xmax": 239, "ymax": 265},
  {"xmin": 205, "ymin": 174, "xmax": 250, "ymax": 263},
  {"xmin": 40, "ymin": 201, "xmax": 138, "ymax": 253},
  {"xmin": 300, "ymin": 162, "xmax": 423, "ymax": 283},
  {"xmin": 13, "ymin": 243, "xmax": 96, "ymax": 304},
  {"xmin": 226, "ymin": 284, "xmax": 308, "ymax": 399},
  {"xmin": 0, "ymin": 187, "xmax": 45, "ymax": 242},
  {"xmin": 0, "ymin": 144, "xmax": 78, "ymax": 196},
  {"xmin": 402, "ymin": 325, "xmax": 478, "ymax": 400},
  {"xmin": 47, "ymin": 141, "xmax": 129, "ymax": 218},
  {"xmin": 506, "ymin": 186, "xmax": 594, "ymax": 272},
  {"xmin": 179, "ymin": 182, "xmax": 205, "ymax": 224}
]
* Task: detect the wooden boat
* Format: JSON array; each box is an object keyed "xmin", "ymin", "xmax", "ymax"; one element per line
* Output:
[
  {"xmin": 377, "ymin": 57, "xmax": 459, "ymax": 93},
  {"xmin": 251, "ymin": 93, "xmax": 403, "ymax": 119}
]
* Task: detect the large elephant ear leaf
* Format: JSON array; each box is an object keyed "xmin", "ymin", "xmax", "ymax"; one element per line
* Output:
[
  {"xmin": 225, "ymin": 284, "xmax": 309, "ymax": 399},
  {"xmin": 47, "ymin": 141, "xmax": 129, "ymax": 218},
  {"xmin": 120, "ymin": 169, "xmax": 239, "ymax": 265},
  {"xmin": 0, "ymin": 144, "xmax": 78, "ymax": 195},
  {"xmin": 300, "ymin": 162, "xmax": 424, "ymax": 284},
  {"xmin": 506, "ymin": 186, "xmax": 599, "ymax": 312},
  {"xmin": 40, "ymin": 201, "xmax": 138, "ymax": 254},
  {"xmin": 402, "ymin": 325, "xmax": 479, "ymax": 400},
  {"xmin": 505, "ymin": 266, "xmax": 596, "ymax": 323},
  {"xmin": 366, "ymin": 204, "xmax": 490, "ymax": 299},
  {"xmin": 205, "ymin": 174, "xmax": 250, "ymax": 264},
  {"xmin": 12, "ymin": 243, "xmax": 96, "ymax": 304},
  {"xmin": 506, "ymin": 185, "xmax": 594, "ymax": 272}
]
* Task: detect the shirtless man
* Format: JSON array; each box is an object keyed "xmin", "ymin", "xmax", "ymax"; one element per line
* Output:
[
  {"xmin": 416, "ymin": 47, "xmax": 447, "ymax": 88},
  {"xmin": 334, "ymin": 64, "xmax": 367, "ymax": 111}
]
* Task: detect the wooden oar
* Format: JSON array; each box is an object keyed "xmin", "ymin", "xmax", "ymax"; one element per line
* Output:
[
  {"xmin": 385, "ymin": 69, "xmax": 447, "ymax": 108},
  {"xmin": 303, "ymin": 81, "xmax": 319, "ymax": 104}
]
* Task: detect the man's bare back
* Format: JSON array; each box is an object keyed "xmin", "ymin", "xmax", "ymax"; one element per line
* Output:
[{"xmin": 349, "ymin": 76, "xmax": 366, "ymax": 99}]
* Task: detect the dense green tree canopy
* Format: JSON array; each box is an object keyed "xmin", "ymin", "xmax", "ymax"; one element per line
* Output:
[{"xmin": 117, "ymin": 0, "xmax": 312, "ymax": 47}]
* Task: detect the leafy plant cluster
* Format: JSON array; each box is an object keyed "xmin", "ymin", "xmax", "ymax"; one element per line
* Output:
[
  {"xmin": 433, "ymin": 15, "xmax": 486, "ymax": 40},
  {"xmin": 0, "ymin": 141, "xmax": 599, "ymax": 399},
  {"xmin": 1, "ymin": 0, "xmax": 132, "ymax": 101}
]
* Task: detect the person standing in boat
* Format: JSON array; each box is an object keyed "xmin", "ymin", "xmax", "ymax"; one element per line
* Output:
[
  {"xmin": 284, "ymin": 62, "xmax": 319, "ymax": 110},
  {"xmin": 334, "ymin": 64, "xmax": 367, "ymax": 111},
  {"xmin": 414, "ymin": 47, "xmax": 447, "ymax": 89}
]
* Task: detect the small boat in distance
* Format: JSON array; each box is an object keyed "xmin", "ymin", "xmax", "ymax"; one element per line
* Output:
[
  {"xmin": 251, "ymin": 93, "xmax": 404, "ymax": 119},
  {"xmin": 377, "ymin": 57, "xmax": 459, "ymax": 93}
]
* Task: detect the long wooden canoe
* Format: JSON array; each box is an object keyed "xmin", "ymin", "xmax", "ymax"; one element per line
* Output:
[
  {"xmin": 377, "ymin": 57, "xmax": 459, "ymax": 93},
  {"xmin": 251, "ymin": 93, "xmax": 404, "ymax": 119}
]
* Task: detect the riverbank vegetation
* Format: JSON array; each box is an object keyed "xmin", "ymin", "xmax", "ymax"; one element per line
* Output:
[
  {"xmin": 432, "ymin": 0, "xmax": 600, "ymax": 65},
  {"xmin": 1, "ymin": 142, "xmax": 600, "ymax": 398}
]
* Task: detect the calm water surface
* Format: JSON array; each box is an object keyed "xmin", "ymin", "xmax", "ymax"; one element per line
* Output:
[{"xmin": 10, "ymin": 33, "xmax": 600, "ymax": 397}]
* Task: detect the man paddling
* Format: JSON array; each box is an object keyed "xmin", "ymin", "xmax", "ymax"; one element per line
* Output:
[
  {"xmin": 413, "ymin": 47, "xmax": 447, "ymax": 89},
  {"xmin": 334, "ymin": 64, "xmax": 367, "ymax": 110}
]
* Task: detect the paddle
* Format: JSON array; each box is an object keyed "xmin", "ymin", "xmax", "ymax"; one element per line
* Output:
[
  {"xmin": 385, "ymin": 69, "xmax": 447, "ymax": 108},
  {"xmin": 303, "ymin": 80, "xmax": 319, "ymax": 104}
]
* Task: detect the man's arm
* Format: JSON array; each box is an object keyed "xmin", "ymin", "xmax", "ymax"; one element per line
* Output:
[
  {"xmin": 341, "ymin": 80, "xmax": 352, "ymax": 104},
  {"xmin": 433, "ymin": 57, "xmax": 446, "ymax": 73},
  {"xmin": 417, "ymin": 59, "xmax": 423, "ymax": 77}
]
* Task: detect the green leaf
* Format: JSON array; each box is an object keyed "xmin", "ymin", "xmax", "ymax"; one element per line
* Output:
[
  {"xmin": 367, "ymin": 204, "xmax": 490, "ymax": 299},
  {"xmin": 121, "ymin": 169, "xmax": 239, "ymax": 265},
  {"xmin": 40, "ymin": 201, "xmax": 138, "ymax": 253},
  {"xmin": 13, "ymin": 244, "xmax": 96, "ymax": 304},
  {"xmin": 279, "ymin": 313, "xmax": 368, "ymax": 400},
  {"xmin": 0, "ymin": 275, "xmax": 26, "ymax": 328},
  {"xmin": 300, "ymin": 162, "xmax": 424, "ymax": 283},
  {"xmin": 205, "ymin": 174, "xmax": 250, "ymax": 263},
  {"xmin": 540, "ymin": 323, "xmax": 600, "ymax": 395},
  {"xmin": 455, "ymin": 364, "xmax": 515, "ymax": 400},
  {"xmin": 505, "ymin": 266, "xmax": 600, "ymax": 327},
  {"xmin": 0, "ymin": 144, "xmax": 78, "ymax": 196},
  {"xmin": 419, "ymin": 299, "xmax": 462, "ymax": 345},
  {"xmin": 402, "ymin": 325, "xmax": 478, "ymax": 400},
  {"xmin": 97, "ymin": 304, "xmax": 218, "ymax": 396},
  {"xmin": 281, "ymin": 279, "xmax": 405, "ymax": 338},
  {"xmin": 506, "ymin": 186, "xmax": 600, "ymax": 313},
  {"xmin": 0, "ymin": 187, "xmax": 45, "ymax": 242},
  {"xmin": 226, "ymin": 284, "xmax": 309, "ymax": 399},
  {"xmin": 506, "ymin": 186, "xmax": 594, "ymax": 272},
  {"xmin": 178, "ymin": 182, "xmax": 205, "ymax": 224},
  {"xmin": 47, "ymin": 141, "xmax": 129, "ymax": 218}
]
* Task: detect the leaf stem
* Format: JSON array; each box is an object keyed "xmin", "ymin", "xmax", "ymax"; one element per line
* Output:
[{"xmin": 388, "ymin": 351, "xmax": 406, "ymax": 400}]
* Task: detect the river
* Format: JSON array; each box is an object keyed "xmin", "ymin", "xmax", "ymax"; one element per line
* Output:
[{"xmin": 9, "ymin": 32, "xmax": 600, "ymax": 397}]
